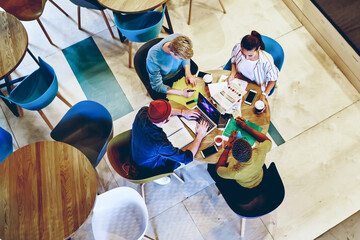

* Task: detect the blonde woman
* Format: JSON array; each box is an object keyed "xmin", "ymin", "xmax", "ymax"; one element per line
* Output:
[{"xmin": 146, "ymin": 34, "xmax": 198, "ymax": 100}]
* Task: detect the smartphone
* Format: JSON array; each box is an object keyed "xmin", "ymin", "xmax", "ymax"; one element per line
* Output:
[
  {"xmin": 200, "ymin": 145, "xmax": 218, "ymax": 158},
  {"xmin": 244, "ymin": 90, "xmax": 257, "ymax": 105},
  {"xmin": 197, "ymin": 71, "xmax": 211, "ymax": 78}
]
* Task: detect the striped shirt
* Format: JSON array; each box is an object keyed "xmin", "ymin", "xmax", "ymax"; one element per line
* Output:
[{"xmin": 231, "ymin": 43, "xmax": 279, "ymax": 92}]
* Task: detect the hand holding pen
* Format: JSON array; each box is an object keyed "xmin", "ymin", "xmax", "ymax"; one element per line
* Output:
[{"xmin": 183, "ymin": 88, "xmax": 195, "ymax": 98}]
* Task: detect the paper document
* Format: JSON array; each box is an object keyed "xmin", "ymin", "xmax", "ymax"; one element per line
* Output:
[{"xmin": 162, "ymin": 116, "xmax": 194, "ymax": 149}]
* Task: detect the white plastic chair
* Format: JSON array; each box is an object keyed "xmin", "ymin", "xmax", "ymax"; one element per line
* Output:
[{"xmin": 92, "ymin": 187, "xmax": 154, "ymax": 240}]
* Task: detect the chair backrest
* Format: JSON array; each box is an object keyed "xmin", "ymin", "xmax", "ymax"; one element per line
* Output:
[
  {"xmin": 0, "ymin": 127, "xmax": 13, "ymax": 164},
  {"xmin": 69, "ymin": 0, "xmax": 105, "ymax": 10},
  {"xmin": 92, "ymin": 187, "xmax": 149, "ymax": 240},
  {"xmin": 51, "ymin": 100, "xmax": 113, "ymax": 167},
  {"xmin": 0, "ymin": 0, "xmax": 46, "ymax": 21},
  {"xmin": 134, "ymin": 38, "xmax": 163, "ymax": 99},
  {"xmin": 107, "ymin": 129, "xmax": 174, "ymax": 184},
  {"xmin": 4, "ymin": 57, "xmax": 58, "ymax": 110},
  {"xmin": 113, "ymin": 5, "xmax": 165, "ymax": 43},
  {"xmin": 219, "ymin": 162, "xmax": 285, "ymax": 218},
  {"xmin": 261, "ymin": 36, "xmax": 284, "ymax": 71}
]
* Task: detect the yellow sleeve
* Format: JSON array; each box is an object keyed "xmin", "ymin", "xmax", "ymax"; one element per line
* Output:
[{"xmin": 216, "ymin": 166, "xmax": 238, "ymax": 180}]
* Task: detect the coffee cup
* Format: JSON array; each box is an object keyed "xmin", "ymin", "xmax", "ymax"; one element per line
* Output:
[
  {"xmin": 214, "ymin": 135, "xmax": 223, "ymax": 147},
  {"xmin": 203, "ymin": 74, "xmax": 213, "ymax": 84},
  {"xmin": 254, "ymin": 100, "xmax": 265, "ymax": 114}
]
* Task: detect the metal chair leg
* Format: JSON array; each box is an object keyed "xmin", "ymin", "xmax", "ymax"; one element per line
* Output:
[
  {"xmin": 38, "ymin": 109, "xmax": 53, "ymax": 130},
  {"xmin": 36, "ymin": 18, "xmax": 55, "ymax": 46},
  {"xmin": 101, "ymin": 11, "xmax": 116, "ymax": 39},
  {"xmin": 140, "ymin": 183, "xmax": 146, "ymax": 203},
  {"xmin": 172, "ymin": 172, "xmax": 184, "ymax": 183},
  {"xmin": 240, "ymin": 217, "xmax": 246, "ymax": 237}
]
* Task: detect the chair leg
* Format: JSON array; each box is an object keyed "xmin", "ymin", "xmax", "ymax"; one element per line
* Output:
[
  {"xmin": 77, "ymin": 6, "xmax": 82, "ymax": 30},
  {"xmin": 240, "ymin": 217, "xmax": 246, "ymax": 237},
  {"xmin": 271, "ymin": 212, "xmax": 277, "ymax": 225},
  {"xmin": 140, "ymin": 183, "xmax": 146, "ymax": 202},
  {"xmin": 38, "ymin": 109, "xmax": 53, "ymax": 130},
  {"xmin": 95, "ymin": 168, "xmax": 105, "ymax": 194},
  {"xmin": 36, "ymin": 18, "xmax": 55, "ymax": 46},
  {"xmin": 143, "ymin": 235, "xmax": 155, "ymax": 240},
  {"xmin": 218, "ymin": 0, "xmax": 226, "ymax": 14},
  {"xmin": 9, "ymin": 83, "xmax": 23, "ymax": 117},
  {"xmin": 172, "ymin": 172, "xmax": 184, "ymax": 183},
  {"xmin": 188, "ymin": 0, "xmax": 193, "ymax": 25},
  {"xmin": 56, "ymin": 92, "xmax": 72, "ymax": 108},
  {"xmin": 49, "ymin": 0, "xmax": 70, "ymax": 17},
  {"xmin": 128, "ymin": 41, "xmax": 133, "ymax": 68},
  {"xmin": 100, "ymin": 11, "xmax": 116, "ymax": 39}
]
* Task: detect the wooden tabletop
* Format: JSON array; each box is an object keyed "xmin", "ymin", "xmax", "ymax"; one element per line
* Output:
[
  {"xmin": 98, "ymin": 0, "xmax": 167, "ymax": 13},
  {"xmin": 0, "ymin": 141, "xmax": 98, "ymax": 240},
  {"xmin": 0, "ymin": 11, "xmax": 28, "ymax": 80},
  {"xmin": 171, "ymin": 70, "xmax": 271, "ymax": 164}
]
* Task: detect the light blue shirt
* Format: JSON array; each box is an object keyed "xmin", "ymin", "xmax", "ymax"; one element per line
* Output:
[{"xmin": 146, "ymin": 34, "xmax": 191, "ymax": 93}]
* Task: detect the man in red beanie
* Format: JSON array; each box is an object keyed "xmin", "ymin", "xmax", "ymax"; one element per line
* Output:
[{"xmin": 131, "ymin": 99, "xmax": 208, "ymax": 184}]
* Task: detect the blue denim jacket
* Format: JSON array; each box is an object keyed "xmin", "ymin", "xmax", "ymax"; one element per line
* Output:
[{"xmin": 131, "ymin": 107, "xmax": 193, "ymax": 169}]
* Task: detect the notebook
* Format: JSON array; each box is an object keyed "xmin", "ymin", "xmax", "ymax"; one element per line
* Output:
[
  {"xmin": 162, "ymin": 116, "xmax": 194, "ymax": 149},
  {"xmin": 181, "ymin": 92, "xmax": 221, "ymax": 136}
]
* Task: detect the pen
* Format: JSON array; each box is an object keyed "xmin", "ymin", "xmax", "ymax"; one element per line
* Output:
[
  {"xmin": 186, "ymin": 99, "xmax": 198, "ymax": 105},
  {"xmin": 187, "ymin": 89, "xmax": 195, "ymax": 92}
]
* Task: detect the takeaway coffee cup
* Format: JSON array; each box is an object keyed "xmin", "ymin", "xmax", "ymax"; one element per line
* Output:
[
  {"xmin": 203, "ymin": 74, "xmax": 213, "ymax": 84},
  {"xmin": 254, "ymin": 100, "xmax": 265, "ymax": 114},
  {"xmin": 214, "ymin": 135, "xmax": 223, "ymax": 147}
]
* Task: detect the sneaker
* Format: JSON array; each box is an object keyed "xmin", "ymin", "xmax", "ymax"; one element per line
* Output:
[{"xmin": 153, "ymin": 176, "xmax": 171, "ymax": 185}]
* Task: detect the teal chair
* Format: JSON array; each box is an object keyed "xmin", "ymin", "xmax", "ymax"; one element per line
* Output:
[
  {"xmin": 223, "ymin": 35, "xmax": 284, "ymax": 96},
  {"xmin": 113, "ymin": 4, "xmax": 166, "ymax": 68},
  {"xmin": 0, "ymin": 127, "xmax": 13, "ymax": 164},
  {"xmin": 69, "ymin": 0, "xmax": 116, "ymax": 39},
  {"xmin": 0, "ymin": 57, "xmax": 72, "ymax": 130}
]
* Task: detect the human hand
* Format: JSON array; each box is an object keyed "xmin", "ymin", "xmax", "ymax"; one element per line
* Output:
[
  {"xmin": 235, "ymin": 116, "xmax": 247, "ymax": 128},
  {"xmin": 182, "ymin": 109, "xmax": 200, "ymax": 120},
  {"xmin": 226, "ymin": 75, "xmax": 234, "ymax": 85},
  {"xmin": 259, "ymin": 94, "xmax": 268, "ymax": 110},
  {"xmin": 226, "ymin": 131, "xmax": 238, "ymax": 148},
  {"xmin": 195, "ymin": 120, "xmax": 209, "ymax": 139},
  {"xmin": 186, "ymin": 74, "xmax": 197, "ymax": 87},
  {"xmin": 182, "ymin": 88, "xmax": 195, "ymax": 98}
]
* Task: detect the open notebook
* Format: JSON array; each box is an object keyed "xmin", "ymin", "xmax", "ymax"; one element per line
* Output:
[{"xmin": 162, "ymin": 116, "xmax": 194, "ymax": 149}]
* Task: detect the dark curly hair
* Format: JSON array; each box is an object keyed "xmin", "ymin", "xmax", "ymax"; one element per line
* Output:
[{"xmin": 231, "ymin": 138, "xmax": 252, "ymax": 162}]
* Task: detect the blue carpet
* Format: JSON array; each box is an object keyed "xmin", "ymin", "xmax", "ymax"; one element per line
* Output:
[{"xmin": 62, "ymin": 37, "xmax": 133, "ymax": 120}]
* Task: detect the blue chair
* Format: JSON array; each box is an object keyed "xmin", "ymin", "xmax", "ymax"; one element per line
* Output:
[
  {"xmin": 113, "ymin": 4, "xmax": 166, "ymax": 68},
  {"xmin": 223, "ymin": 35, "xmax": 284, "ymax": 96},
  {"xmin": 0, "ymin": 57, "xmax": 72, "ymax": 130},
  {"xmin": 0, "ymin": 127, "xmax": 13, "ymax": 164},
  {"xmin": 69, "ymin": 0, "xmax": 116, "ymax": 39},
  {"xmin": 50, "ymin": 100, "xmax": 113, "ymax": 168},
  {"xmin": 208, "ymin": 162, "xmax": 285, "ymax": 237}
]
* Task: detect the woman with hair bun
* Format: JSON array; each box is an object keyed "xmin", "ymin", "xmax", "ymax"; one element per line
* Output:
[{"xmin": 226, "ymin": 31, "xmax": 279, "ymax": 102}]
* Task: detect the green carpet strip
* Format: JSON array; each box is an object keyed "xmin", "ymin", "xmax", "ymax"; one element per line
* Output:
[
  {"xmin": 268, "ymin": 121, "xmax": 285, "ymax": 146},
  {"xmin": 62, "ymin": 37, "xmax": 133, "ymax": 120}
]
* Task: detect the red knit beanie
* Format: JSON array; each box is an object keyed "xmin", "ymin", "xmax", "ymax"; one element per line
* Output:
[{"xmin": 148, "ymin": 100, "xmax": 172, "ymax": 123}]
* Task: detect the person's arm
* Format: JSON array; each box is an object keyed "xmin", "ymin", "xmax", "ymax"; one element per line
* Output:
[
  {"xmin": 147, "ymin": 61, "xmax": 169, "ymax": 94},
  {"xmin": 235, "ymin": 117, "xmax": 270, "ymax": 142},
  {"xmin": 185, "ymin": 120, "xmax": 208, "ymax": 156},
  {"xmin": 167, "ymin": 88, "xmax": 195, "ymax": 98},
  {"xmin": 216, "ymin": 131, "xmax": 237, "ymax": 170},
  {"xmin": 184, "ymin": 64, "xmax": 197, "ymax": 87},
  {"xmin": 226, "ymin": 63, "xmax": 237, "ymax": 85},
  {"xmin": 259, "ymin": 81, "xmax": 276, "ymax": 102}
]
